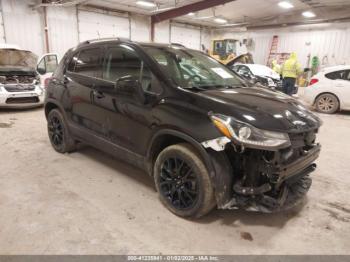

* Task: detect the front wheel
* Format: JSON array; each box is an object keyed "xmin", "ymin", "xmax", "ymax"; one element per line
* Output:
[
  {"xmin": 154, "ymin": 143, "xmax": 216, "ymax": 218},
  {"xmin": 315, "ymin": 93, "xmax": 339, "ymax": 114}
]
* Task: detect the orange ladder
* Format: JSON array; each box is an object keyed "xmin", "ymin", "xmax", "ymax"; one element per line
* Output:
[{"xmin": 267, "ymin": 35, "xmax": 279, "ymax": 66}]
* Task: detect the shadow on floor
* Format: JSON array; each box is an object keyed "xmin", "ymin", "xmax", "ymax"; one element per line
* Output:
[
  {"xmin": 77, "ymin": 145, "xmax": 156, "ymax": 192},
  {"xmin": 73, "ymin": 144, "xmax": 304, "ymax": 228}
]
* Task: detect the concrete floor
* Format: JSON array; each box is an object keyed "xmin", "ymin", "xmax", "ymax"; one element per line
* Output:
[{"xmin": 0, "ymin": 107, "xmax": 350, "ymax": 255}]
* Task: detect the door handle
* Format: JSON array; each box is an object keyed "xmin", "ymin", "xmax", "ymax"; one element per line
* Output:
[{"xmin": 92, "ymin": 89, "xmax": 105, "ymax": 99}]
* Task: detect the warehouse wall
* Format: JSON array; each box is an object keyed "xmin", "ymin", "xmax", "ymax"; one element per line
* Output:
[
  {"xmin": 0, "ymin": 0, "xmax": 212, "ymax": 60},
  {"xmin": 0, "ymin": 0, "xmax": 151, "ymax": 57},
  {"xmin": 215, "ymin": 23, "xmax": 350, "ymax": 68}
]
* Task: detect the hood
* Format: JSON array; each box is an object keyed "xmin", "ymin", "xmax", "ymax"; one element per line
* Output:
[
  {"xmin": 0, "ymin": 49, "xmax": 37, "ymax": 70},
  {"xmin": 248, "ymin": 64, "xmax": 280, "ymax": 80},
  {"xmin": 195, "ymin": 87, "xmax": 321, "ymax": 133}
]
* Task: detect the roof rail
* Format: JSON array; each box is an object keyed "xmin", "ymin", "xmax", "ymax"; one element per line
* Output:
[
  {"xmin": 170, "ymin": 43, "xmax": 186, "ymax": 48},
  {"xmin": 78, "ymin": 37, "xmax": 132, "ymax": 46}
]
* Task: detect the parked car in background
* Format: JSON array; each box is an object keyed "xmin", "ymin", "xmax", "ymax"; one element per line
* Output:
[
  {"xmin": 232, "ymin": 63, "xmax": 282, "ymax": 90},
  {"xmin": 0, "ymin": 44, "xmax": 58, "ymax": 108},
  {"xmin": 303, "ymin": 65, "xmax": 350, "ymax": 114},
  {"xmin": 45, "ymin": 39, "xmax": 322, "ymax": 218}
]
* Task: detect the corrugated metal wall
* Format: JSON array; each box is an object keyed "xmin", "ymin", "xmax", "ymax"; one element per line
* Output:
[
  {"xmin": 217, "ymin": 24, "xmax": 350, "ymax": 67},
  {"xmin": 2, "ymin": 0, "xmax": 44, "ymax": 55},
  {"xmin": 0, "ymin": 0, "xmax": 151, "ymax": 58},
  {"xmin": 47, "ymin": 7, "xmax": 78, "ymax": 58},
  {"xmin": 3, "ymin": 0, "xmax": 348, "ymax": 67},
  {"xmin": 0, "ymin": 0, "xmax": 211, "ymax": 58},
  {"xmin": 78, "ymin": 10, "xmax": 130, "ymax": 42},
  {"xmin": 171, "ymin": 24, "xmax": 201, "ymax": 50},
  {"xmin": 0, "ymin": 0, "xmax": 5, "ymax": 44}
]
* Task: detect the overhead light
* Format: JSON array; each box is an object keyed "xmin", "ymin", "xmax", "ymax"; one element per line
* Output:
[
  {"xmin": 136, "ymin": 1, "xmax": 156, "ymax": 8},
  {"xmin": 187, "ymin": 12, "xmax": 195, "ymax": 16},
  {"xmin": 214, "ymin": 17, "xmax": 228, "ymax": 24},
  {"xmin": 278, "ymin": 1, "xmax": 294, "ymax": 9},
  {"xmin": 302, "ymin": 11, "xmax": 316, "ymax": 18}
]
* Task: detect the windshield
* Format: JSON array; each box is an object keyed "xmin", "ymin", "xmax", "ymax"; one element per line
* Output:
[
  {"xmin": 144, "ymin": 46, "xmax": 245, "ymax": 90},
  {"xmin": 0, "ymin": 49, "xmax": 38, "ymax": 69}
]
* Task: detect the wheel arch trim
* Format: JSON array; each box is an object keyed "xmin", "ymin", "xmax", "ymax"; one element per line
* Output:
[
  {"xmin": 146, "ymin": 129, "xmax": 234, "ymax": 208},
  {"xmin": 44, "ymin": 99, "xmax": 65, "ymax": 118},
  {"xmin": 146, "ymin": 129, "xmax": 216, "ymax": 178}
]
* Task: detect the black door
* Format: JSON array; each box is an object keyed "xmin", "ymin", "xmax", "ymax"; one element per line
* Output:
[
  {"xmin": 65, "ymin": 47, "xmax": 103, "ymax": 134},
  {"xmin": 91, "ymin": 44, "xmax": 163, "ymax": 156}
]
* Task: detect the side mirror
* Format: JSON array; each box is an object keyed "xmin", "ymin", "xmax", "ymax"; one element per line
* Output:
[
  {"xmin": 115, "ymin": 75, "xmax": 145, "ymax": 103},
  {"xmin": 115, "ymin": 75, "xmax": 140, "ymax": 93}
]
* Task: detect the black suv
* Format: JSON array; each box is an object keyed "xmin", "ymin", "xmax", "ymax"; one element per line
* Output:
[{"xmin": 45, "ymin": 38, "xmax": 322, "ymax": 218}]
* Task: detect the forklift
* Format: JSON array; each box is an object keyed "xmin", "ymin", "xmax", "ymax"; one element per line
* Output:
[{"xmin": 209, "ymin": 39, "xmax": 253, "ymax": 66}]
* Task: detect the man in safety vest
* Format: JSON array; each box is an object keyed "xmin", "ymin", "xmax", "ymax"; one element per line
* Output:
[
  {"xmin": 281, "ymin": 52, "xmax": 303, "ymax": 95},
  {"xmin": 271, "ymin": 60, "xmax": 281, "ymax": 74}
]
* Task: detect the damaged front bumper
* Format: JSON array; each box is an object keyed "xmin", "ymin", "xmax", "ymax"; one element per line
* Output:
[
  {"xmin": 227, "ymin": 144, "xmax": 320, "ymax": 212},
  {"xmin": 203, "ymin": 134, "xmax": 321, "ymax": 213}
]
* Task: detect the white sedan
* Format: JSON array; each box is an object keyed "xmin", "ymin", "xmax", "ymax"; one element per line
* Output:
[
  {"xmin": 0, "ymin": 44, "xmax": 58, "ymax": 108},
  {"xmin": 303, "ymin": 65, "xmax": 350, "ymax": 114}
]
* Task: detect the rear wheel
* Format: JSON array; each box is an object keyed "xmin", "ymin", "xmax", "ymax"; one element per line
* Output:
[
  {"xmin": 47, "ymin": 109, "xmax": 76, "ymax": 153},
  {"xmin": 315, "ymin": 93, "xmax": 339, "ymax": 114},
  {"xmin": 154, "ymin": 143, "xmax": 216, "ymax": 218}
]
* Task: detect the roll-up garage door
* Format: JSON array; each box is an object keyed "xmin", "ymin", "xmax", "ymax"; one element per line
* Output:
[
  {"xmin": 170, "ymin": 25, "xmax": 201, "ymax": 50},
  {"xmin": 78, "ymin": 10, "xmax": 130, "ymax": 42}
]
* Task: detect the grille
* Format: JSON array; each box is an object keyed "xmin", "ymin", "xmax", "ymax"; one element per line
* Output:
[
  {"xmin": 274, "ymin": 79, "xmax": 283, "ymax": 91},
  {"xmin": 4, "ymin": 84, "xmax": 35, "ymax": 92},
  {"xmin": 281, "ymin": 130, "xmax": 317, "ymax": 165},
  {"xmin": 6, "ymin": 97, "xmax": 39, "ymax": 104}
]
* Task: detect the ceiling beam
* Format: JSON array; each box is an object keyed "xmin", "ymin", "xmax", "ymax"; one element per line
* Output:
[
  {"xmin": 151, "ymin": 0, "xmax": 236, "ymax": 24},
  {"xmin": 150, "ymin": 0, "xmax": 236, "ymax": 41}
]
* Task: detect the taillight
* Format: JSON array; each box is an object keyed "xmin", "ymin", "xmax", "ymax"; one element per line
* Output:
[
  {"xmin": 309, "ymin": 78, "xmax": 319, "ymax": 86},
  {"xmin": 44, "ymin": 77, "xmax": 52, "ymax": 88}
]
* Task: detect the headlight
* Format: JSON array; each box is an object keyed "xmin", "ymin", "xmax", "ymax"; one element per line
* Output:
[
  {"xmin": 268, "ymin": 78, "xmax": 275, "ymax": 86},
  {"xmin": 210, "ymin": 113, "xmax": 291, "ymax": 150}
]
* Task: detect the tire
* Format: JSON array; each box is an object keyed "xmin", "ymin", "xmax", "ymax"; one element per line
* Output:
[
  {"xmin": 315, "ymin": 93, "xmax": 339, "ymax": 114},
  {"xmin": 47, "ymin": 109, "xmax": 76, "ymax": 153},
  {"xmin": 154, "ymin": 143, "xmax": 216, "ymax": 218}
]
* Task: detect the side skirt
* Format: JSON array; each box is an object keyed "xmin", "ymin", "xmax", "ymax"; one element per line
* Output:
[{"xmin": 68, "ymin": 123, "xmax": 147, "ymax": 172}]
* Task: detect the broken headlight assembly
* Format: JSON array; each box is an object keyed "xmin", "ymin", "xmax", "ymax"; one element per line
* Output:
[{"xmin": 210, "ymin": 113, "xmax": 291, "ymax": 150}]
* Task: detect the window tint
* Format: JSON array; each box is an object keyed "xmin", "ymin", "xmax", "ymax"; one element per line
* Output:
[
  {"xmin": 74, "ymin": 48, "xmax": 101, "ymax": 78},
  {"xmin": 325, "ymin": 70, "xmax": 346, "ymax": 80},
  {"xmin": 345, "ymin": 70, "xmax": 350, "ymax": 81},
  {"xmin": 37, "ymin": 58, "xmax": 45, "ymax": 73},
  {"xmin": 67, "ymin": 53, "xmax": 77, "ymax": 72},
  {"xmin": 103, "ymin": 46, "xmax": 162, "ymax": 94}
]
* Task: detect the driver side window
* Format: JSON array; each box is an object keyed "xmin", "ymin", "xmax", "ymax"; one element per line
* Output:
[{"xmin": 103, "ymin": 46, "xmax": 162, "ymax": 94}]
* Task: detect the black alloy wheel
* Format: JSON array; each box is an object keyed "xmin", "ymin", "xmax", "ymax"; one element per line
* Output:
[
  {"xmin": 159, "ymin": 157, "xmax": 199, "ymax": 210},
  {"xmin": 47, "ymin": 109, "xmax": 76, "ymax": 153},
  {"xmin": 154, "ymin": 143, "xmax": 216, "ymax": 218},
  {"xmin": 48, "ymin": 115, "xmax": 64, "ymax": 147}
]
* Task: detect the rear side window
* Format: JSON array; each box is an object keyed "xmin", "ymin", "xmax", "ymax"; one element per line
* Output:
[
  {"xmin": 103, "ymin": 46, "xmax": 141, "ymax": 81},
  {"xmin": 103, "ymin": 46, "xmax": 162, "ymax": 94},
  {"xmin": 325, "ymin": 70, "xmax": 346, "ymax": 80},
  {"xmin": 71, "ymin": 48, "xmax": 102, "ymax": 78}
]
